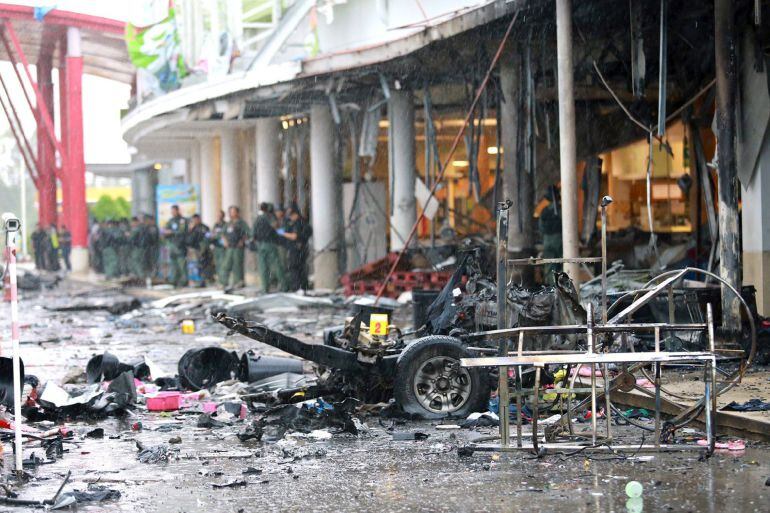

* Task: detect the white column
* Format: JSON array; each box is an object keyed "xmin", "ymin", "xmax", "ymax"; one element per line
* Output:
[
  {"xmin": 132, "ymin": 168, "xmax": 156, "ymax": 217},
  {"xmin": 190, "ymin": 143, "xmax": 202, "ymax": 191},
  {"xmin": 388, "ymin": 90, "xmax": 416, "ymax": 251},
  {"xmin": 256, "ymin": 117, "xmax": 281, "ymax": 205},
  {"xmin": 310, "ymin": 103, "xmax": 341, "ymax": 290},
  {"xmin": 556, "ymin": 0, "xmax": 580, "ymax": 283},
  {"xmin": 239, "ymin": 129, "xmax": 255, "ymax": 222},
  {"xmin": 200, "ymin": 137, "xmax": 219, "ymax": 226},
  {"xmin": 220, "ymin": 129, "xmax": 240, "ymax": 210},
  {"xmin": 67, "ymin": 26, "xmax": 81, "ymax": 57},
  {"xmin": 296, "ymin": 128, "xmax": 308, "ymax": 215},
  {"xmin": 742, "ymin": 144, "xmax": 770, "ymax": 316}
]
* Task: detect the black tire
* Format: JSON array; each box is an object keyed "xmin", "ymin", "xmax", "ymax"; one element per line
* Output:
[{"xmin": 393, "ymin": 336, "xmax": 490, "ymax": 419}]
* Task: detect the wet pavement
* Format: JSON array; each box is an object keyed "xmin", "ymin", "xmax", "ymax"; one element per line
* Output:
[{"xmin": 1, "ymin": 278, "xmax": 769, "ymax": 512}]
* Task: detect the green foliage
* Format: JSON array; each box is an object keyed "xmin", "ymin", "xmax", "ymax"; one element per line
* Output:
[{"xmin": 90, "ymin": 195, "xmax": 131, "ymax": 222}]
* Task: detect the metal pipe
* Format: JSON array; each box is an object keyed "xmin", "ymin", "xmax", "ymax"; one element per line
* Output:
[
  {"xmin": 1, "ymin": 22, "xmax": 65, "ymax": 162},
  {"xmin": 0, "ymin": 70, "xmax": 38, "ymax": 179},
  {"xmin": 603, "ymin": 363, "xmax": 611, "ymax": 440},
  {"xmin": 555, "ymin": 0, "xmax": 580, "ymax": 284},
  {"xmin": 3, "ymin": 218, "xmax": 23, "ymax": 475},
  {"xmin": 0, "ymin": 90, "xmax": 38, "ymax": 186},
  {"xmin": 587, "ymin": 303, "xmax": 597, "ymax": 444},
  {"xmin": 497, "ymin": 201, "xmax": 511, "ymax": 446},
  {"xmin": 516, "ymin": 331, "xmax": 524, "ymax": 447},
  {"xmin": 600, "ymin": 196, "xmax": 612, "ymax": 323},
  {"xmin": 657, "ymin": 0, "xmax": 668, "ymax": 135},
  {"xmin": 499, "ymin": 366, "xmax": 510, "ymax": 447},
  {"xmin": 531, "ymin": 366, "xmax": 541, "ymax": 455}
]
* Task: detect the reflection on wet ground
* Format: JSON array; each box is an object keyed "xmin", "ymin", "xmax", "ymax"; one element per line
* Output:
[{"xmin": 1, "ymin": 281, "xmax": 768, "ymax": 512}]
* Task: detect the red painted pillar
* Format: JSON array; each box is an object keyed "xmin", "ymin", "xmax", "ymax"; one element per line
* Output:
[
  {"xmin": 61, "ymin": 27, "xmax": 88, "ymax": 258},
  {"xmin": 36, "ymin": 53, "xmax": 56, "ymax": 227},
  {"xmin": 59, "ymin": 43, "xmax": 70, "ymax": 230}
]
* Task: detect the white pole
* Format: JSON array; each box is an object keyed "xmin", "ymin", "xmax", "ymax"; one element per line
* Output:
[
  {"xmin": 4, "ymin": 222, "xmax": 23, "ymax": 475},
  {"xmin": 556, "ymin": 0, "xmax": 580, "ymax": 284},
  {"xmin": 19, "ymin": 164, "xmax": 27, "ymax": 257}
]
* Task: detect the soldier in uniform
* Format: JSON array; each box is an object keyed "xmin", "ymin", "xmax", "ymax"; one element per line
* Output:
[
  {"xmin": 210, "ymin": 210, "xmax": 226, "ymax": 284},
  {"xmin": 31, "ymin": 224, "xmax": 49, "ymax": 270},
  {"xmin": 252, "ymin": 202, "xmax": 287, "ymax": 292},
  {"xmin": 162, "ymin": 205, "xmax": 188, "ymax": 288},
  {"xmin": 128, "ymin": 217, "xmax": 146, "ymax": 279},
  {"xmin": 142, "ymin": 214, "xmax": 160, "ymax": 284},
  {"xmin": 59, "ymin": 225, "xmax": 72, "ymax": 272},
  {"xmin": 117, "ymin": 219, "xmax": 131, "ymax": 276},
  {"xmin": 539, "ymin": 185, "xmax": 562, "ymax": 284},
  {"xmin": 219, "ymin": 206, "xmax": 249, "ymax": 289},
  {"xmin": 101, "ymin": 220, "xmax": 120, "ymax": 279},
  {"xmin": 281, "ymin": 204, "xmax": 312, "ymax": 290},
  {"xmin": 187, "ymin": 214, "xmax": 211, "ymax": 286}
]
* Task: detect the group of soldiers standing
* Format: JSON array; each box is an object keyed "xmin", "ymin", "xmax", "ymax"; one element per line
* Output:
[
  {"xmin": 31, "ymin": 224, "xmax": 72, "ymax": 272},
  {"xmin": 162, "ymin": 202, "xmax": 312, "ymax": 290},
  {"xmin": 90, "ymin": 215, "xmax": 160, "ymax": 280}
]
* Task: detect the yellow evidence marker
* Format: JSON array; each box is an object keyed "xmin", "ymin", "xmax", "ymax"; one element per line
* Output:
[{"xmin": 369, "ymin": 313, "xmax": 389, "ymax": 336}]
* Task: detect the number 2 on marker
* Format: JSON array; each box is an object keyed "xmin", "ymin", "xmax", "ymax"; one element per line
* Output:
[{"xmin": 370, "ymin": 314, "xmax": 389, "ymax": 335}]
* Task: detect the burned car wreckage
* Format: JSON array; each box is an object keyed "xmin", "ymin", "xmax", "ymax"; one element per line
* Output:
[{"xmin": 215, "ymin": 248, "xmax": 592, "ymax": 419}]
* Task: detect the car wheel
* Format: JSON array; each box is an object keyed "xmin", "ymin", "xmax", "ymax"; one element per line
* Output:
[{"xmin": 393, "ymin": 336, "xmax": 489, "ymax": 419}]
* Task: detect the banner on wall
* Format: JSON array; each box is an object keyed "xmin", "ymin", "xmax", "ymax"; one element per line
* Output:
[
  {"xmin": 126, "ymin": 0, "xmax": 187, "ymax": 97},
  {"xmin": 156, "ymin": 184, "xmax": 199, "ymax": 226}
]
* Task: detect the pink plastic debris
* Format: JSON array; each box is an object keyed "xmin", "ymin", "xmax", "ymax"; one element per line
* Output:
[
  {"xmin": 146, "ymin": 391, "xmax": 181, "ymax": 412},
  {"xmin": 696, "ymin": 439, "xmax": 746, "ymax": 451},
  {"xmin": 636, "ymin": 378, "xmax": 655, "ymax": 388},
  {"xmin": 570, "ymin": 366, "xmax": 603, "ymax": 377}
]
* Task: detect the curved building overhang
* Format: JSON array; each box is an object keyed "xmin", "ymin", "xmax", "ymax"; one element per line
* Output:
[
  {"xmin": 0, "ymin": 3, "xmax": 131, "ymax": 82},
  {"xmin": 120, "ymin": 0, "xmax": 519, "ymax": 145}
]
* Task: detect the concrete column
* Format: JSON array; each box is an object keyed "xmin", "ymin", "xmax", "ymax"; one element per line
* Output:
[
  {"xmin": 500, "ymin": 50, "xmax": 534, "ymax": 253},
  {"xmin": 310, "ymin": 103, "xmax": 342, "ymax": 289},
  {"xmin": 239, "ymin": 129, "xmax": 258, "ymax": 287},
  {"xmin": 220, "ymin": 129, "xmax": 240, "ymax": 210},
  {"xmin": 132, "ymin": 168, "xmax": 156, "ymax": 217},
  {"xmin": 742, "ymin": 149, "xmax": 770, "ymax": 316},
  {"xmin": 190, "ymin": 144, "xmax": 202, "ymax": 190},
  {"xmin": 296, "ymin": 128, "xmax": 309, "ymax": 215},
  {"xmin": 715, "ymin": 0, "xmax": 741, "ymax": 330},
  {"xmin": 555, "ymin": 0, "xmax": 580, "ymax": 283},
  {"xmin": 200, "ymin": 137, "xmax": 219, "ymax": 226},
  {"xmin": 239, "ymin": 129, "xmax": 255, "ymax": 222},
  {"xmin": 256, "ymin": 117, "xmax": 281, "ymax": 205},
  {"xmin": 387, "ymin": 90, "xmax": 416, "ymax": 251}
]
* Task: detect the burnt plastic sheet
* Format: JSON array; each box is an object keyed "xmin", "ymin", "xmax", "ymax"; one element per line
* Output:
[
  {"xmin": 178, "ymin": 347, "xmax": 239, "ymax": 391},
  {"xmin": 722, "ymin": 399, "xmax": 770, "ymax": 412},
  {"xmin": 36, "ymin": 370, "xmax": 137, "ymax": 418},
  {"xmin": 239, "ymin": 397, "xmax": 362, "ymax": 442},
  {"xmin": 87, "ymin": 353, "xmax": 153, "ymax": 384}
]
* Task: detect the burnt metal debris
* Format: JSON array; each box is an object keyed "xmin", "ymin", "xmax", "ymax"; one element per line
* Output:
[{"xmin": 214, "ymin": 202, "xmax": 759, "ymax": 459}]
